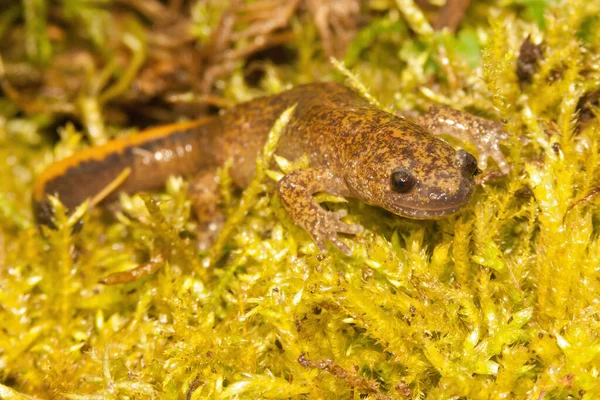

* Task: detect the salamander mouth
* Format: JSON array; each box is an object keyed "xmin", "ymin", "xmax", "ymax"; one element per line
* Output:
[
  {"xmin": 383, "ymin": 179, "xmax": 476, "ymax": 219},
  {"xmin": 389, "ymin": 201, "xmax": 472, "ymax": 220}
]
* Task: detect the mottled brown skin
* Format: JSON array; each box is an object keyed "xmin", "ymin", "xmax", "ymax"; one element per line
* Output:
[
  {"xmin": 415, "ymin": 106, "xmax": 510, "ymax": 175},
  {"xmin": 34, "ymin": 82, "xmax": 506, "ymax": 254}
]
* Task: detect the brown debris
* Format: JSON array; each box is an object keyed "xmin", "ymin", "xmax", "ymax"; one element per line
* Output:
[
  {"xmin": 305, "ymin": 0, "xmax": 361, "ymax": 57},
  {"xmin": 576, "ymin": 90, "xmax": 600, "ymax": 127},
  {"xmin": 197, "ymin": 0, "xmax": 360, "ymax": 93},
  {"xmin": 298, "ymin": 353, "xmax": 391, "ymax": 399},
  {"xmin": 415, "ymin": 0, "xmax": 473, "ymax": 31},
  {"xmin": 1, "ymin": 1, "xmax": 363, "ymax": 129},
  {"xmin": 516, "ymin": 35, "xmax": 544, "ymax": 86},
  {"xmin": 433, "ymin": 0, "xmax": 473, "ymax": 31}
]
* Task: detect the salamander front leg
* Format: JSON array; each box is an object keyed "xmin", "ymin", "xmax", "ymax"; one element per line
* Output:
[
  {"xmin": 277, "ymin": 167, "xmax": 363, "ymax": 255},
  {"xmin": 416, "ymin": 106, "xmax": 510, "ymax": 175}
]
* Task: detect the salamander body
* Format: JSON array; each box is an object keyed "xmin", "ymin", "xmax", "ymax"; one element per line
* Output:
[{"xmin": 34, "ymin": 82, "xmax": 490, "ymax": 254}]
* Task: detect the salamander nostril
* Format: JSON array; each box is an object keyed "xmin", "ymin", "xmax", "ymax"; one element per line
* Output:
[{"xmin": 456, "ymin": 149, "xmax": 480, "ymax": 177}]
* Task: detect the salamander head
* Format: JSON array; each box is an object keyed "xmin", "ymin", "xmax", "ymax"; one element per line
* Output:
[{"xmin": 344, "ymin": 122, "xmax": 479, "ymax": 219}]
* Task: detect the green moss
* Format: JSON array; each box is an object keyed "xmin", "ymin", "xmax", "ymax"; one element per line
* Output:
[{"xmin": 2, "ymin": 0, "xmax": 600, "ymax": 398}]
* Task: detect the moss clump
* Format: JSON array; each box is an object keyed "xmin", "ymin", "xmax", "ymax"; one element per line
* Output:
[{"xmin": 2, "ymin": 0, "xmax": 600, "ymax": 398}]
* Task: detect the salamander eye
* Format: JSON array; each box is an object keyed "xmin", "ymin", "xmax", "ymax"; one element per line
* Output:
[
  {"xmin": 456, "ymin": 150, "xmax": 480, "ymax": 177},
  {"xmin": 390, "ymin": 168, "xmax": 417, "ymax": 193}
]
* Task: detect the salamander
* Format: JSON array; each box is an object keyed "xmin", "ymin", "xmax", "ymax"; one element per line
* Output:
[{"xmin": 33, "ymin": 82, "xmax": 508, "ymax": 254}]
